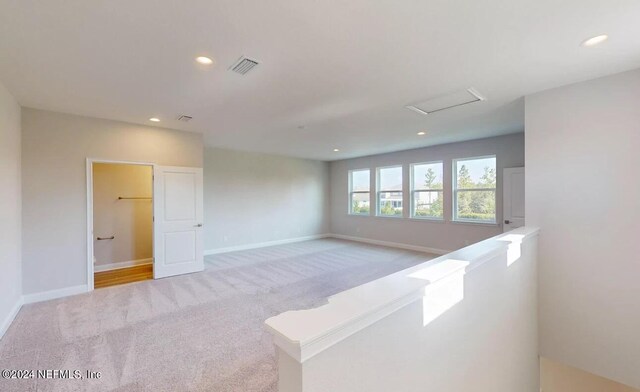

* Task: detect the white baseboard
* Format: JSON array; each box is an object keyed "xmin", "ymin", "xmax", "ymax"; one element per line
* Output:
[
  {"xmin": 23, "ymin": 284, "xmax": 88, "ymax": 305},
  {"xmin": 204, "ymin": 233, "xmax": 450, "ymax": 256},
  {"xmin": 0, "ymin": 296, "xmax": 23, "ymax": 340},
  {"xmin": 204, "ymin": 234, "xmax": 331, "ymax": 255},
  {"xmin": 329, "ymin": 234, "xmax": 450, "ymax": 255},
  {"xmin": 94, "ymin": 258, "xmax": 153, "ymax": 272}
]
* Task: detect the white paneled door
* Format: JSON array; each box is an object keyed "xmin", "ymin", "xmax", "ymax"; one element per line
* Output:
[
  {"xmin": 153, "ymin": 166, "xmax": 204, "ymax": 279},
  {"xmin": 503, "ymin": 167, "xmax": 525, "ymax": 232}
]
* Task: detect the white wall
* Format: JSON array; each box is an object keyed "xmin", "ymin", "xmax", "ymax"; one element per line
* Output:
[
  {"xmin": 269, "ymin": 228, "xmax": 539, "ymax": 392},
  {"xmin": 21, "ymin": 108, "xmax": 203, "ymax": 295},
  {"xmin": 330, "ymin": 133, "xmax": 524, "ymax": 253},
  {"xmin": 526, "ymin": 68, "xmax": 640, "ymax": 388},
  {"xmin": 0, "ymin": 82, "xmax": 22, "ymax": 338},
  {"xmin": 204, "ymin": 147, "xmax": 330, "ymax": 251},
  {"xmin": 92, "ymin": 163, "xmax": 153, "ymax": 269}
]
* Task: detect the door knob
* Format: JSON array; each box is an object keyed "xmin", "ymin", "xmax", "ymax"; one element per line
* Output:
[
  {"xmin": 194, "ymin": 223, "xmax": 203, "ymax": 227},
  {"xmin": 504, "ymin": 220, "xmax": 511, "ymax": 224}
]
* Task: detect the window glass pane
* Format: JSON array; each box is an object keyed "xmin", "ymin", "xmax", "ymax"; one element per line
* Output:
[
  {"xmin": 456, "ymin": 190, "xmax": 496, "ymax": 222},
  {"xmin": 351, "ymin": 169, "xmax": 370, "ymax": 191},
  {"xmin": 455, "ymin": 157, "xmax": 496, "ymax": 189},
  {"xmin": 378, "ymin": 166, "xmax": 402, "ymax": 216},
  {"xmin": 454, "ymin": 156, "xmax": 496, "ymax": 222},
  {"xmin": 412, "ymin": 162, "xmax": 443, "ymax": 190},
  {"xmin": 351, "ymin": 193, "xmax": 370, "ymax": 215},
  {"xmin": 379, "ymin": 192, "xmax": 402, "ymax": 216},
  {"xmin": 413, "ymin": 190, "xmax": 443, "ymax": 219},
  {"xmin": 379, "ymin": 166, "xmax": 402, "ymax": 191}
]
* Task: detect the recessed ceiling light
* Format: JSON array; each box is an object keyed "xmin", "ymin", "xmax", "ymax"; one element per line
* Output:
[
  {"xmin": 581, "ymin": 34, "xmax": 608, "ymax": 47},
  {"xmin": 417, "ymin": 131, "xmax": 426, "ymax": 136},
  {"xmin": 195, "ymin": 56, "xmax": 214, "ymax": 65},
  {"xmin": 333, "ymin": 148, "xmax": 340, "ymax": 152},
  {"xmin": 149, "ymin": 117, "xmax": 160, "ymax": 122}
]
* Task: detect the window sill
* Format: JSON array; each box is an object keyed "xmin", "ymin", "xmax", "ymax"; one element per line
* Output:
[
  {"xmin": 347, "ymin": 213, "xmax": 372, "ymax": 217},
  {"xmin": 409, "ymin": 217, "xmax": 445, "ymax": 223},
  {"xmin": 374, "ymin": 215, "xmax": 403, "ymax": 219},
  {"xmin": 450, "ymin": 220, "xmax": 499, "ymax": 227}
]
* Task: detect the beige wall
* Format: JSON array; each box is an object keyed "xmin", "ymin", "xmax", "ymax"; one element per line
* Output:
[
  {"xmin": 329, "ymin": 133, "xmax": 525, "ymax": 252},
  {"xmin": 93, "ymin": 163, "xmax": 152, "ymax": 269},
  {"xmin": 22, "ymin": 108, "xmax": 203, "ymax": 295},
  {"xmin": 526, "ymin": 69, "xmax": 640, "ymax": 388},
  {"xmin": 204, "ymin": 147, "xmax": 330, "ymax": 251},
  {"xmin": 0, "ymin": 82, "xmax": 22, "ymax": 336},
  {"xmin": 541, "ymin": 357, "xmax": 639, "ymax": 392}
]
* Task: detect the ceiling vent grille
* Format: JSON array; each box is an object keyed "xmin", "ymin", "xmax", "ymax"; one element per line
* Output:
[
  {"xmin": 229, "ymin": 56, "xmax": 259, "ymax": 75},
  {"xmin": 406, "ymin": 88, "xmax": 486, "ymax": 116},
  {"xmin": 177, "ymin": 115, "xmax": 193, "ymax": 122}
]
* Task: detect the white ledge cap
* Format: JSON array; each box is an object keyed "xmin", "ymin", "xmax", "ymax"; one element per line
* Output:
[{"xmin": 265, "ymin": 226, "xmax": 539, "ymax": 363}]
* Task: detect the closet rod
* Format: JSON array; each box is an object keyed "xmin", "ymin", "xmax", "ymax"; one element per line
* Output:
[{"xmin": 117, "ymin": 197, "xmax": 152, "ymax": 200}]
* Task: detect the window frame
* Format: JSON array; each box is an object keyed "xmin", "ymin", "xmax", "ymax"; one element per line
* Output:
[
  {"xmin": 452, "ymin": 155, "xmax": 497, "ymax": 224},
  {"xmin": 348, "ymin": 168, "xmax": 371, "ymax": 216},
  {"xmin": 376, "ymin": 165, "xmax": 403, "ymax": 218},
  {"xmin": 410, "ymin": 161, "xmax": 444, "ymax": 221}
]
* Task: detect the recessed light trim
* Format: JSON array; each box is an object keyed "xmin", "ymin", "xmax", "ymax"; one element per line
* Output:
[
  {"xmin": 195, "ymin": 56, "xmax": 214, "ymax": 65},
  {"xmin": 581, "ymin": 34, "xmax": 608, "ymax": 47},
  {"xmin": 417, "ymin": 131, "xmax": 426, "ymax": 136},
  {"xmin": 333, "ymin": 148, "xmax": 340, "ymax": 152},
  {"xmin": 149, "ymin": 117, "xmax": 160, "ymax": 122}
]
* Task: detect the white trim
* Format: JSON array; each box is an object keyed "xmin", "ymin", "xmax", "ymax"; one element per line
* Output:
[
  {"xmin": 329, "ymin": 233, "xmax": 450, "ymax": 255},
  {"xmin": 204, "ymin": 234, "xmax": 331, "ymax": 255},
  {"xmin": 94, "ymin": 258, "xmax": 153, "ymax": 272},
  {"xmin": 266, "ymin": 227, "xmax": 540, "ymax": 363},
  {"xmin": 0, "ymin": 297, "xmax": 23, "ymax": 340},
  {"xmin": 23, "ymin": 285, "xmax": 88, "ymax": 304},
  {"xmin": 270, "ymin": 286, "xmax": 426, "ymax": 363},
  {"xmin": 450, "ymin": 220, "xmax": 499, "ymax": 227},
  {"xmin": 86, "ymin": 158, "xmax": 155, "ymax": 292}
]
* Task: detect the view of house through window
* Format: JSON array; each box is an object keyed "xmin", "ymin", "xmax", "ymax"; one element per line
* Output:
[
  {"xmin": 349, "ymin": 169, "xmax": 370, "ymax": 215},
  {"xmin": 411, "ymin": 162, "xmax": 443, "ymax": 219},
  {"xmin": 377, "ymin": 166, "xmax": 403, "ymax": 217},
  {"xmin": 453, "ymin": 156, "xmax": 497, "ymax": 223}
]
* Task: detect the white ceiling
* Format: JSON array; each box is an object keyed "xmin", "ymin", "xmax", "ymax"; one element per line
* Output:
[{"xmin": 1, "ymin": 0, "xmax": 639, "ymax": 161}]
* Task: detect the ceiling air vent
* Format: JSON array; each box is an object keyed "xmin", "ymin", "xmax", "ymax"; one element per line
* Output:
[
  {"xmin": 229, "ymin": 56, "xmax": 259, "ymax": 75},
  {"xmin": 406, "ymin": 88, "xmax": 486, "ymax": 116},
  {"xmin": 177, "ymin": 115, "xmax": 193, "ymax": 122}
]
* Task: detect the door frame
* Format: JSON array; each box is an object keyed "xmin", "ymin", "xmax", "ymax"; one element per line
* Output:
[
  {"xmin": 86, "ymin": 158, "xmax": 155, "ymax": 292},
  {"xmin": 502, "ymin": 166, "xmax": 525, "ymax": 232}
]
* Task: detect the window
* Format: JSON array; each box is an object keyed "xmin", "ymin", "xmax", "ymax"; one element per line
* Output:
[
  {"xmin": 411, "ymin": 162, "xmax": 444, "ymax": 219},
  {"xmin": 377, "ymin": 166, "xmax": 403, "ymax": 217},
  {"xmin": 453, "ymin": 156, "xmax": 497, "ymax": 223},
  {"xmin": 349, "ymin": 169, "xmax": 370, "ymax": 215}
]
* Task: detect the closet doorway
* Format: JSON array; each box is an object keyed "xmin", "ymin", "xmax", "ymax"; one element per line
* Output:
[{"xmin": 89, "ymin": 161, "xmax": 153, "ymax": 289}]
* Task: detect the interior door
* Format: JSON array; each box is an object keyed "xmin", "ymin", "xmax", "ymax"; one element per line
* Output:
[
  {"xmin": 153, "ymin": 166, "xmax": 204, "ymax": 279},
  {"xmin": 503, "ymin": 167, "xmax": 525, "ymax": 232}
]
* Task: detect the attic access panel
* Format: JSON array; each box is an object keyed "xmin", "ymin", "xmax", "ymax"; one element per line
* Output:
[{"xmin": 406, "ymin": 88, "xmax": 485, "ymax": 115}]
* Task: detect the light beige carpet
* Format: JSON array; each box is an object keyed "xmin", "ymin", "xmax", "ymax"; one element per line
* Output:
[{"xmin": 0, "ymin": 239, "xmax": 434, "ymax": 392}]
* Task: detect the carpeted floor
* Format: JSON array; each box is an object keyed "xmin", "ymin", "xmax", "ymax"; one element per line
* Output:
[{"xmin": 0, "ymin": 239, "xmax": 434, "ymax": 392}]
